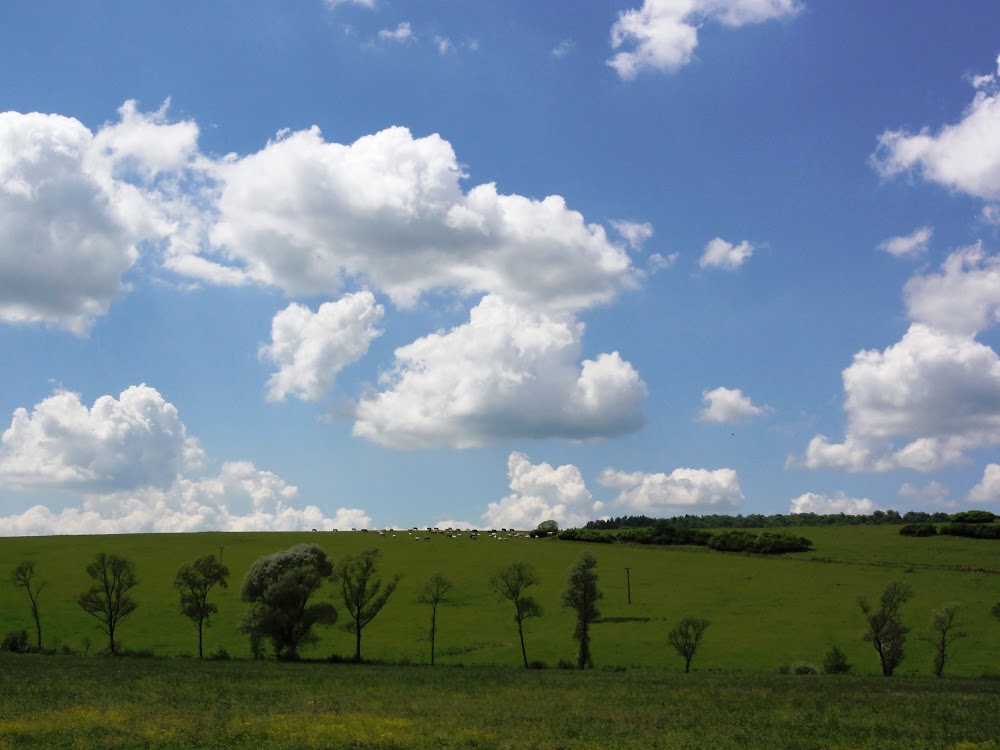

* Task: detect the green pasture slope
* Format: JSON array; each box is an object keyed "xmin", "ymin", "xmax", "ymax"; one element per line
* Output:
[
  {"xmin": 1, "ymin": 527, "xmax": 999, "ymax": 749},
  {"xmin": 0, "ymin": 526, "xmax": 997, "ymax": 674}
]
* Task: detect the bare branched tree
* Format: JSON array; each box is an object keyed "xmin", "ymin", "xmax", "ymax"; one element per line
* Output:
[
  {"xmin": 417, "ymin": 573, "xmax": 453, "ymax": 665},
  {"xmin": 668, "ymin": 617, "xmax": 710, "ymax": 673},
  {"xmin": 10, "ymin": 561, "xmax": 45, "ymax": 651},
  {"xmin": 918, "ymin": 603, "xmax": 967, "ymax": 677},
  {"xmin": 490, "ymin": 562, "xmax": 542, "ymax": 668},
  {"xmin": 77, "ymin": 553, "xmax": 138, "ymax": 654},
  {"xmin": 336, "ymin": 548, "xmax": 400, "ymax": 662}
]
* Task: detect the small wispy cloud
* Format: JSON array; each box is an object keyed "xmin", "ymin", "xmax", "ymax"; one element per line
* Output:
[
  {"xmin": 378, "ymin": 22, "xmax": 412, "ymax": 43},
  {"xmin": 552, "ymin": 39, "xmax": 575, "ymax": 58}
]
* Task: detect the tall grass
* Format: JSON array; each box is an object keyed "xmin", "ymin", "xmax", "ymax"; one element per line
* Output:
[{"xmin": 1, "ymin": 656, "xmax": 998, "ymax": 749}]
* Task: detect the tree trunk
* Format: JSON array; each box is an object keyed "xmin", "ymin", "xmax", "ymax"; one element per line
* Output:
[
  {"xmin": 355, "ymin": 628, "xmax": 362, "ymax": 662},
  {"xmin": 198, "ymin": 619, "xmax": 204, "ymax": 659},
  {"xmin": 429, "ymin": 608, "xmax": 437, "ymax": 666},
  {"xmin": 517, "ymin": 620, "xmax": 528, "ymax": 667}
]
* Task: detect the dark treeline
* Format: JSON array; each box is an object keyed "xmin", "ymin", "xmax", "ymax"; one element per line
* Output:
[{"xmin": 585, "ymin": 510, "xmax": 965, "ymax": 531}]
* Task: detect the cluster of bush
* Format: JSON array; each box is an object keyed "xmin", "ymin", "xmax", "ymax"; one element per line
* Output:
[
  {"xmin": 899, "ymin": 510, "xmax": 1000, "ymax": 539},
  {"xmin": 585, "ymin": 509, "xmax": 953, "ymax": 531},
  {"xmin": 560, "ymin": 520, "xmax": 812, "ymax": 555}
]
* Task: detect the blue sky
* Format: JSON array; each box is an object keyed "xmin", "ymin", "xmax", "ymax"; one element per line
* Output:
[{"xmin": 2, "ymin": 0, "xmax": 1000, "ymax": 534}]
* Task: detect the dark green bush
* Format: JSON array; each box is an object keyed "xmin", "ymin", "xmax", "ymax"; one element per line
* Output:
[
  {"xmin": 0, "ymin": 630, "xmax": 29, "ymax": 654},
  {"xmin": 792, "ymin": 661, "xmax": 818, "ymax": 675},
  {"xmin": 899, "ymin": 523, "xmax": 937, "ymax": 537},
  {"xmin": 822, "ymin": 645, "xmax": 852, "ymax": 674},
  {"xmin": 707, "ymin": 530, "xmax": 812, "ymax": 554},
  {"xmin": 939, "ymin": 523, "xmax": 1000, "ymax": 540},
  {"xmin": 949, "ymin": 510, "xmax": 997, "ymax": 524}
]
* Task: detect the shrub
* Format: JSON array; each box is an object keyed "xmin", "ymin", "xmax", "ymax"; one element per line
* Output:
[
  {"xmin": 777, "ymin": 664, "xmax": 790, "ymax": 674},
  {"xmin": 208, "ymin": 646, "xmax": 231, "ymax": 661},
  {"xmin": 0, "ymin": 630, "xmax": 29, "ymax": 654},
  {"xmin": 707, "ymin": 530, "xmax": 813, "ymax": 554},
  {"xmin": 939, "ymin": 523, "xmax": 1000, "ymax": 540},
  {"xmin": 899, "ymin": 523, "xmax": 937, "ymax": 537},
  {"xmin": 556, "ymin": 659, "xmax": 575, "ymax": 670},
  {"xmin": 822, "ymin": 645, "xmax": 852, "ymax": 674},
  {"xmin": 527, "ymin": 660, "xmax": 547, "ymax": 670},
  {"xmin": 792, "ymin": 661, "xmax": 818, "ymax": 675},
  {"xmin": 949, "ymin": 510, "xmax": 997, "ymax": 524}
]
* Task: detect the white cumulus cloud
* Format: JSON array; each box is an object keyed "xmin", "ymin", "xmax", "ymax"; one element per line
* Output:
[
  {"xmin": 0, "ymin": 100, "xmax": 213, "ymax": 332},
  {"xmin": 0, "ymin": 386, "xmax": 372, "ymax": 535},
  {"xmin": 904, "ymin": 243, "xmax": 1000, "ymax": 336},
  {"xmin": 261, "ymin": 291, "xmax": 384, "ymax": 402},
  {"xmin": 789, "ymin": 491, "xmax": 875, "ymax": 515},
  {"xmin": 611, "ymin": 219, "xmax": 654, "ymax": 249},
  {"xmin": 699, "ymin": 237, "xmax": 754, "ymax": 270},
  {"xmin": 352, "ymin": 295, "xmax": 647, "ymax": 448},
  {"xmin": 608, "ymin": 0, "xmax": 801, "ymax": 79},
  {"xmin": 0, "ymin": 461, "xmax": 372, "ymax": 536},
  {"xmin": 804, "ymin": 324, "xmax": 1000, "ymax": 472},
  {"xmin": 598, "ymin": 466, "xmax": 744, "ymax": 513},
  {"xmin": 968, "ymin": 463, "xmax": 1000, "ymax": 505},
  {"xmin": 699, "ymin": 386, "xmax": 770, "ymax": 423},
  {"xmin": 482, "ymin": 452, "xmax": 603, "ymax": 529},
  {"xmin": 206, "ymin": 125, "xmax": 637, "ymax": 313},
  {"xmin": 873, "ymin": 52, "xmax": 1000, "ymax": 201},
  {"xmin": 0, "ymin": 385, "xmax": 204, "ymax": 492},
  {"xmin": 878, "ymin": 226, "xmax": 933, "ymax": 259}
]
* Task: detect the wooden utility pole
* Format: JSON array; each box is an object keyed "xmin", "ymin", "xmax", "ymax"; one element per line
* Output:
[{"xmin": 625, "ymin": 566, "xmax": 632, "ymax": 605}]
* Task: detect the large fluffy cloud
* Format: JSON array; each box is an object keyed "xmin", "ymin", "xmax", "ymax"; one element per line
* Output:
[
  {"xmin": 0, "ymin": 385, "xmax": 204, "ymax": 491},
  {"xmin": 352, "ymin": 295, "xmax": 646, "ymax": 448},
  {"xmin": 788, "ymin": 491, "xmax": 875, "ymax": 515},
  {"xmin": 804, "ymin": 244, "xmax": 1000, "ymax": 473},
  {"xmin": 608, "ymin": 0, "xmax": 801, "ymax": 79},
  {"xmin": 967, "ymin": 463, "xmax": 1000, "ymax": 505},
  {"xmin": 804, "ymin": 324, "xmax": 1000, "ymax": 472},
  {"xmin": 699, "ymin": 386, "xmax": 770, "ymax": 423},
  {"xmin": 204, "ymin": 126, "xmax": 636, "ymax": 313},
  {"xmin": 0, "ymin": 461, "xmax": 371, "ymax": 536},
  {"xmin": 873, "ymin": 53, "xmax": 1000, "ymax": 201},
  {"xmin": 0, "ymin": 101, "xmax": 207, "ymax": 332},
  {"xmin": 598, "ymin": 466, "xmax": 744, "ymax": 513},
  {"xmin": 0, "ymin": 385, "xmax": 371, "ymax": 535},
  {"xmin": 260, "ymin": 291, "xmax": 384, "ymax": 402},
  {"xmin": 482, "ymin": 452, "xmax": 603, "ymax": 529},
  {"xmin": 904, "ymin": 243, "xmax": 1000, "ymax": 336}
]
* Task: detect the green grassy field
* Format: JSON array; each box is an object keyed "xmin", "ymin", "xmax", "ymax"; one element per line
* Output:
[
  {"xmin": 2, "ymin": 655, "xmax": 999, "ymax": 750},
  {"xmin": 1, "ymin": 527, "xmax": 998, "ymax": 675}
]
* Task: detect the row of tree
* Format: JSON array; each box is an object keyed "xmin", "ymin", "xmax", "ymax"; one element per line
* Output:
[
  {"xmin": 8, "ymin": 549, "xmax": 1000, "ymax": 674},
  {"xmin": 585, "ymin": 509, "xmax": 997, "ymax": 531}
]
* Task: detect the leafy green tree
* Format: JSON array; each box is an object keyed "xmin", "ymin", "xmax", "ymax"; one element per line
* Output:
[
  {"xmin": 561, "ymin": 552, "xmax": 602, "ymax": 669},
  {"xmin": 490, "ymin": 562, "xmax": 542, "ymax": 668},
  {"xmin": 918, "ymin": 603, "xmax": 967, "ymax": 677},
  {"xmin": 174, "ymin": 554, "xmax": 230, "ymax": 659},
  {"xmin": 417, "ymin": 573, "xmax": 453, "ymax": 665},
  {"xmin": 859, "ymin": 580, "xmax": 913, "ymax": 676},
  {"xmin": 668, "ymin": 617, "xmax": 710, "ymax": 673},
  {"xmin": 335, "ymin": 548, "xmax": 400, "ymax": 662},
  {"xmin": 77, "ymin": 553, "xmax": 138, "ymax": 654},
  {"xmin": 535, "ymin": 519, "xmax": 559, "ymax": 534},
  {"xmin": 991, "ymin": 601, "xmax": 1000, "ymax": 622},
  {"xmin": 240, "ymin": 544, "xmax": 336, "ymax": 660},
  {"xmin": 10, "ymin": 561, "xmax": 45, "ymax": 651}
]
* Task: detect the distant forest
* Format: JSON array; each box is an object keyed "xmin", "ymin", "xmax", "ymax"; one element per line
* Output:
[{"xmin": 583, "ymin": 510, "xmax": 968, "ymax": 530}]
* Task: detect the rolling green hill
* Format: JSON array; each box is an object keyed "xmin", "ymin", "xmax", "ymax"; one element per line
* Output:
[{"xmin": 1, "ymin": 527, "xmax": 997, "ymax": 675}]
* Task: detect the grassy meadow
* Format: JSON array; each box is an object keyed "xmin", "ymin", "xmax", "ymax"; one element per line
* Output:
[
  {"xmin": 0, "ymin": 526, "xmax": 998, "ymax": 674},
  {"xmin": 2, "ymin": 656, "xmax": 1000, "ymax": 750}
]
